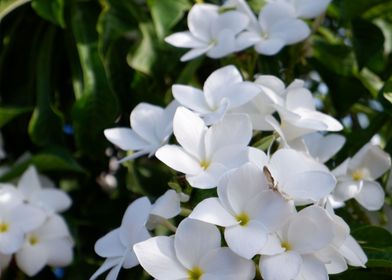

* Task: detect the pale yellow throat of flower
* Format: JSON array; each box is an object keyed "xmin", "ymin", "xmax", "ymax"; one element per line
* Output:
[
  {"xmin": 0, "ymin": 222, "xmax": 9, "ymax": 233},
  {"xmin": 188, "ymin": 267, "xmax": 203, "ymax": 280}
]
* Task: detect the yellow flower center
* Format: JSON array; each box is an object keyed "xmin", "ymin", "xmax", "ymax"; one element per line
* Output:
[
  {"xmin": 0, "ymin": 222, "xmax": 9, "ymax": 233},
  {"xmin": 29, "ymin": 235, "xmax": 39, "ymax": 246},
  {"xmin": 281, "ymin": 241, "xmax": 292, "ymax": 251},
  {"xmin": 200, "ymin": 160, "xmax": 210, "ymax": 170},
  {"xmin": 351, "ymin": 169, "xmax": 364, "ymax": 181},
  {"xmin": 236, "ymin": 212, "xmax": 250, "ymax": 226},
  {"xmin": 188, "ymin": 267, "xmax": 203, "ymax": 280}
]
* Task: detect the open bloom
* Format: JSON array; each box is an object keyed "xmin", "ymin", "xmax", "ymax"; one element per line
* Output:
[
  {"xmin": 90, "ymin": 197, "xmax": 151, "ymax": 280},
  {"xmin": 15, "ymin": 214, "xmax": 74, "ymax": 277},
  {"xmin": 16, "ymin": 166, "xmax": 71, "ymax": 214},
  {"xmin": 134, "ymin": 218, "xmax": 255, "ymax": 280},
  {"xmin": 104, "ymin": 101, "xmax": 178, "ymax": 162},
  {"xmin": 165, "ymin": 4, "xmax": 249, "ymax": 61},
  {"xmin": 156, "ymin": 107, "xmax": 253, "ymax": 189},
  {"xmin": 190, "ymin": 163, "xmax": 293, "ymax": 259},
  {"xmin": 259, "ymin": 206, "xmax": 335, "ymax": 280},
  {"xmin": 331, "ymin": 143, "xmax": 391, "ymax": 210},
  {"xmin": 172, "ymin": 65, "xmax": 260, "ymax": 125},
  {"xmin": 0, "ymin": 186, "xmax": 46, "ymax": 255},
  {"xmin": 234, "ymin": 1, "xmax": 310, "ymax": 55}
]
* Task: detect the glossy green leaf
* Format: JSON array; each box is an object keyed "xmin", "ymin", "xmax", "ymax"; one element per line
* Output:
[
  {"xmin": 147, "ymin": 0, "xmax": 190, "ymax": 39},
  {"xmin": 31, "ymin": 0, "xmax": 65, "ymax": 27},
  {"xmin": 0, "ymin": 0, "xmax": 30, "ymax": 21}
]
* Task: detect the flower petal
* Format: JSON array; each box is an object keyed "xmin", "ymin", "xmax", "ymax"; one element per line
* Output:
[
  {"xmin": 172, "ymin": 85, "xmax": 211, "ymax": 114},
  {"xmin": 165, "ymin": 31, "xmax": 205, "ymax": 48},
  {"xmin": 188, "ymin": 4, "xmax": 218, "ymax": 41},
  {"xmin": 156, "ymin": 145, "xmax": 202, "ymax": 175},
  {"xmin": 355, "ymin": 181, "xmax": 385, "ymax": 211},
  {"xmin": 90, "ymin": 257, "xmax": 122, "ymax": 280},
  {"xmin": 15, "ymin": 243, "xmax": 48, "ymax": 277},
  {"xmin": 260, "ymin": 251, "xmax": 302, "ymax": 280},
  {"xmin": 104, "ymin": 128, "xmax": 149, "ymax": 151},
  {"xmin": 94, "ymin": 229, "xmax": 123, "ymax": 258},
  {"xmin": 297, "ymin": 255, "xmax": 328, "ymax": 280}
]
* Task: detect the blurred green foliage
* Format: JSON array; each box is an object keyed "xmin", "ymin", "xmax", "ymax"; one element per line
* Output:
[{"xmin": 0, "ymin": 0, "xmax": 392, "ymax": 279}]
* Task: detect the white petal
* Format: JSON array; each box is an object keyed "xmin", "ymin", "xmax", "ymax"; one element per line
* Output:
[
  {"xmin": 260, "ymin": 252, "xmax": 302, "ymax": 280},
  {"xmin": 0, "ymin": 185, "xmax": 24, "ymax": 210},
  {"xmin": 17, "ymin": 166, "xmax": 41, "ymax": 198},
  {"xmin": 90, "ymin": 257, "xmax": 122, "ymax": 280},
  {"xmin": 165, "ymin": 31, "xmax": 205, "ymax": 48},
  {"xmin": 180, "ymin": 46, "xmax": 211, "ymax": 61},
  {"xmin": 95, "ymin": 229, "xmax": 123, "ymax": 258},
  {"xmin": 202, "ymin": 101, "xmax": 229, "ymax": 125},
  {"xmin": 104, "ymin": 128, "xmax": 149, "ymax": 151},
  {"xmin": 212, "ymin": 145, "xmax": 250, "ymax": 169},
  {"xmin": 211, "ymin": 11, "xmax": 248, "ymax": 36},
  {"xmin": 175, "ymin": 219, "xmax": 220, "ymax": 269},
  {"xmin": 225, "ymin": 221, "xmax": 268, "ymax": 259},
  {"xmin": 203, "ymin": 65, "xmax": 243, "ymax": 98},
  {"xmin": 185, "ymin": 163, "xmax": 227, "ymax": 189},
  {"xmin": 201, "ymin": 247, "xmax": 255, "ymax": 280},
  {"xmin": 247, "ymin": 147, "xmax": 269, "ymax": 170},
  {"xmin": 288, "ymin": 206, "xmax": 335, "ymax": 254},
  {"xmin": 254, "ymin": 38, "xmax": 285, "ymax": 55},
  {"xmin": 259, "ymin": 233, "xmax": 285, "ymax": 255},
  {"xmin": 235, "ymin": 31, "xmax": 262, "ymax": 51},
  {"xmin": 205, "ymin": 114, "xmax": 252, "ymax": 157},
  {"xmin": 297, "ymin": 255, "xmax": 328, "ymax": 280},
  {"xmin": 36, "ymin": 214, "xmax": 71, "ymax": 240},
  {"xmin": 46, "ymin": 238, "xmax": 73, "ymax": 267},
  {"xmin": 285, "ymin": 88, "xmax": 315, "ymax": 111},
  {"xmin": 150, "ymin": 190, "xmax": 181, "ymax": 220},
  {"xmin": 0, "ymin": 230, "xmax": 24, "ymax": 254},
  {"xmin": 172, "ymin": 85, "xmax": 211, "ymax": 114},
  {"xmin": 130, "ymin": 103, "xmax": 164, "ymax": 143},
  {"xmin": 188, "ymin": 4, "xmax": 218, "ymax": 41},
  {"xmin": 303, "ymin": 133, "xmax": 346, "ymax": 163},
  {"xmin": 189, "ymin": 197, "xmax": 238, "ymax": 227},
  {"xmin": 11, "ymin": 204, "xmax": 46, "ymax": 233},
  {"xmin": 15, "ymin": 243, "xmax": 48, "ymax": 276},
  {"xmin": 120, "ymin": 197, "xmax": 151, "ymax": 245},
  {"xmin": 269, "ymin": 18, "xmax": 310, "ymax": 45},
  {"xmin": 355, "ymin": 181, "xmax": 385, "ymax": 211},
  {"xmin": 106, "ymin": 263, "xmax": 123, "ymax": 280},
  {"xmin": 339, "ymin": 235, "xmax": 367, "ymax": 267},
  {"xmin": 332, "ymin": 179, "xmax": 361, "ymax": 202},
  {"xmin": 316, "ymin": 246, "xmax": 347, "ymax": 274},
  {"xmin": 156, "ymin": 145, "xmax": 202, "ymax": 175},
  {"xmin": 134, "ymin": 236, "xmax": 188, "ymax": 279},
  {"xmin": 173, "ymin": 107, "xmax": 207, "ymax": 159},
  {"xmin": 31, "ymin": 189, "xmax": 72, "ymax": 213},
  {"xmin": 207, "ymin": 29, "xmax": 236, "ymax": 58},
  {"xmin": 255, "ymin": 75, "xmax": 285, "ymax": 94},
  {"xmin": 295, "ymin": 0, "xmax": 332, "ymax": 19}
]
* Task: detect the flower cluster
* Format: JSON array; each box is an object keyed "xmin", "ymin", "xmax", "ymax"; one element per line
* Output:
[
  {"xmin": 0, "ymin": 166, "xmax": 73, "ymax": 277},
  {"xmin": 100, "ymin": 62, "xmax": 391, "ymax": 280},
  {"xmin": 165, "ymin": 0, "xmax": 331, "ymax": 61}
]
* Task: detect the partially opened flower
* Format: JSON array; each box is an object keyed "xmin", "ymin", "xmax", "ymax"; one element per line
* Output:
[
  {"xmin": 190, "ymin": 163, "xmax": 293, "ymax": 259},
  {"xmin": 172, "ymin": 65, "xmax": 260, "ymax": 125},
  {"xmin": 16, "ymin": 166, "xmax": 71, "ymax": 214},
  {"xmin": 331, "ymin": 144, "xmax": 391, "ymax": 210},
  {"xmin": 165, "ymin": 4, "xmax": 249, "ymax": 61},
  {"xmin": 134, "ymin": 218, "xmax": 255, "ymax": 280},
  {"xmin": 259, "ymin": 206, "xmax": 335, "ymax": 280},
  {"xmin": 15, "ymin": 214, "xmax": 74, "ymax": 277},
  {"xmin": 104, "ymin": 101, "xmax": 178, "ymax": 162},
  {"xmin": 0, "ymin": 186, "xmax": 46, "ymax": 255},
  {"xmin": 235, "ymin": 2, "xmax": 310, "ymax": 55},
  {"xmin": 268, "ymin": 0, "xmax": 332, "ymax": 19},
  {"xmin": 90, "ymin": 197, "xmax": 151, "ymax": 280},
  {"xmin": 156, "ymin": 107, "xmax": 253, "ymax": 189}
]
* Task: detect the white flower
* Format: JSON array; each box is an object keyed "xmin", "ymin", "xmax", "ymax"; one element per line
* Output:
[
  {"xmin": 165, "ymin": 4, "xmax": 249, "ymax": 61},
  {"xmin": 15, "ymin": 214, "xmax": 74, "ymax": 277},
  {"xmin": 331, "ymin": 144, "xmax": 391, "ymax": 211},
  {"xmin": 267, "ymin": 82, "xmax": 343, "ymax": 142},
  {"xmin": 259, "ymin": 206, "xmax": 335, "ymax": 280},
  {"xmin": 134, "ymin": 218, "xmax": 255, "ymax": 280},
  {"xmin": 90, "ymin": 197, "xmax": 151, "ymax": 280},
  {"xmin": 0, "ymin": 186, "xmax": 46, "ymax": 255},
  {"xmin": 190, "ymin": 163, "xmax": 293, "ymax": 259},
  {"xmin": 253, "ymin": 148, "xmax": 336, "ymax": 204},
  {"xmin": 17, "ymin": 166, "xmax": 71, "ymax": 214},
  {"xmin": 268, "ymin": 0, "xmax": 332, "ymax": 19},
  {"xmin": 104, "ymin": 101, "xmax": 178, "ymax": 162},
  {"xmin": 172, "ymin": 65, "xmax": 260, "ymax": 125},
  {"xmin": 235, "ymin": 2, "xmax": 310, "ymax": 55},
  {"xmin": 147, "ymin": 190, "xmax": 182, "ymax": 230},
  {"xmin": 156, "ymin": 107, "xmax": 253, "ymax": 189}
]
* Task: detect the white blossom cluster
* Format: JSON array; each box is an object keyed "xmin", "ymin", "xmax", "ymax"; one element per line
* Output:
[
  {"xmin": 0, "ymin": 166, "xmax": 73, "ymax": 277},
  {"xmin": 165, "ymin": 0, "xmax": 331, "ymax": 61},
  {"xmin": 100, "ymin": 62, "xmax": 391, "ymax": 280}
]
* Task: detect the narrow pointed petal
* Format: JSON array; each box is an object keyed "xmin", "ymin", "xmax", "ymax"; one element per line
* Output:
[
  {"xmin": 165, "ymin": 31, "xmax": 205, "ymax": 48},
  {"xmin": 190, "ymin": 197, "xmax": 238, "ymax": 227},
  {"xmin": 134, "ymin": 236, "xmax": 188, "ymax": 279},
  {"xmin": 175, "ymin": 219, "xmax": 220, "ymax": 269},
  {"xmin": 90, "ymin": 257, "xmax": 122, "ymax": 280}
]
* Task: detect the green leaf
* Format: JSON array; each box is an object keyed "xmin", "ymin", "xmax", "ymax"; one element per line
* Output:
[
  {"xmin": 337, "ymin": 0, "xmax": 390, "ymax": 21},
  {"xmin": 0, "ymin": 106, "xmax": 31, "ymax": 127},
  {"xmin": 352, "ymin": 19, "xmax": 385, "ymax": 71},
  {"xmin": 31, "ymin": 0, "xmax": 65, "ymax": 27},
  {"xmin": 147, "ymin": 0, "xmax": 190, "ymax": 39},
  {"xmin": 70, "ymin": 1, "xmax": 119, "ymax": 159},
  {"xmin": 127, "ymin": 23, "xmax": 158, "ymax": 75},
  {"xmin": 0, "ymin": 0, "xmax": 30, "ymax": 21},
  {"xmin": 28, "ymin": 26, "xmax": 65, "ymax": 147}
]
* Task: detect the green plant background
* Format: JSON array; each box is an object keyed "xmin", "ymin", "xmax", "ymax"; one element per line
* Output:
[{"xmin": 0, "ymin": 0, "xmax": 392, "ymax": 279}]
